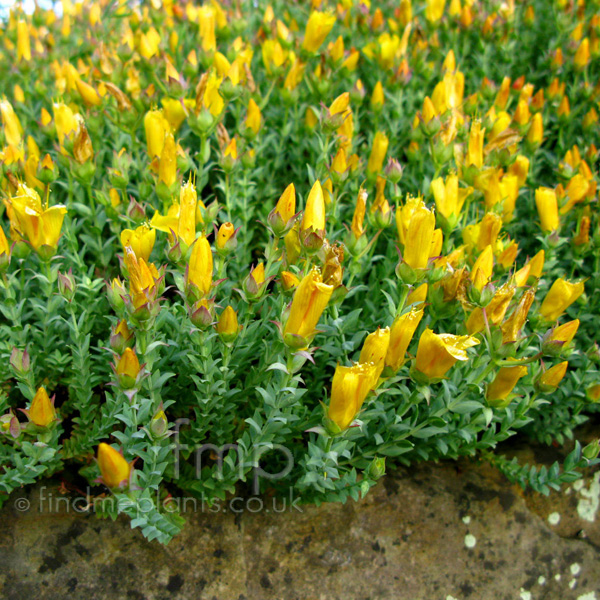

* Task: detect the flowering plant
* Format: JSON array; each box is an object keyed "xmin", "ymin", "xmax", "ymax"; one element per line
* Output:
[{"xmin": 0, "ymin": 0, "xmax": 599, "ymax": 543}]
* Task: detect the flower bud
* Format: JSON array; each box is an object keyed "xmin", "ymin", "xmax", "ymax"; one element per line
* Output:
[
  {"xmin": 97, "ymin": 443, "xmax": 131, "ymax": 489},
  {"xmin": 384, "ymin": 158, "xmax": 403, "ymax": 184},
  {"xmin": 189, "ymin": 299, "xmax": 214, "ymax": 330},
  {"xmin": 28, "ymin": 387, "xmax": 57, "ymax": 427},
  {"xmin": 367, "ymin": 131, "xmax": 389, "ymax": 176},
  {"xmin": 281, "ymin": 270, "xmax": 300, "ymax": 292},
  {"xmin": 10, "ymin": 347, "xmax": 30, "ymax": 375},
  {"xmin": 107, "ymin": 277, "xmax": 127, "ymax": 312},
  {"xmin": 542, "ymin": 319, "xmax": 579, "ymax": 356},
  {"xmin": 215, "ymin": 222, "xmax": 237, "ymax": 255},
  {"xmin": 116, "ymin": 348, "xmax": 141, "ymax": 389},
  {"xmin": 216, "ymin": 305, "xmax": 240, "ymax": 343},
  {"xmin": 583, "ymin": 440, "xmax": 600, "ymax": 461},
  {"xmin": 268, "ymin": 183, "xmax": 296, "ymax": 236},
  {"xmin": 58, "ymin": 269, "xmax": 76, "ymax": 302},
  {"xmin": 127, "ymin": 198, "xmax": 147, "ymax": 223},
  {"xmin": 0, "ymin": 412, "xmax": 20, "ymax": 439},
  {"xmin": 536, "ymin": 361, "xmax": 568, "ymax": 393},
  {"xmin": 486, "ymin": 366, "xmax": 528, "ymax": 408},
  {"xmin": 244, "ymin": 262, "xmax": 266, "ymax": 300},
  {"xmin": 367, "ymin": 457, "xmax": 386, "ymax": 480},
  {"xmin": 110, "ymin": 320, "xmax": 134, "ymax": 354},
  {"xmin": 150, "ymin": 409, "xmax": 169, "ymax": 439},
  {"xmin": 300, "ymin": 180, "xmax": 326, "ymax": 252}
]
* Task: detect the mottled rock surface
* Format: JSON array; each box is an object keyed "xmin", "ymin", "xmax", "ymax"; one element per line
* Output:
[{"xmin": 1, "ymin": 456, "xmax": 599, "ymax": 600}]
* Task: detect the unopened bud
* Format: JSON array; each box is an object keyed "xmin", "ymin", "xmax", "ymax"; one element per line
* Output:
[
  {"xmin": 150, "ymin": 409, "xmax": 169, "ymax": 438},
  {"xmin": 384, "ymin": 158, "xmax": 403, "ymax": 184},
  {"xmin": 10, "ymin": 347, "xmax": 30, "ymax": 375},
  {"xmin": 57, "ymin": 269, "xmax": 76, "ymax": 302},
  {"xmin": 583, "ymin": 440, "xmax": 600, "ymax": 461},
  {"xmin": 367, "ymin": 457, "xmax": 386, "ymax": 480}
]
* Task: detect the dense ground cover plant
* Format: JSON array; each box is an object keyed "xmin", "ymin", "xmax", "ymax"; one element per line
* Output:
[{"xmin": 0, "ymin": 0, "xmax": 599, "ymax": 543}]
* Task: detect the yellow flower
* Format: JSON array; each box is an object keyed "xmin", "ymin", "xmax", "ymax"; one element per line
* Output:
[
  {"xmin": 486, "ymin": 366, "xmax": 528, "ymax": 408},
  {"xmin": 371, "ymin": 176, "xmax": 392, "ymax": 227},
  {"xmin": 197, "ymin": 71, "xmax": 224, "ymax": 116},
  {"xmin": 407, "ymin": 283, "xmax": 428, "ymax": 307},
  {"xmin": 53, "ymin": 102, "xmax": 78, "ymax": 147},
  {"xmin": 470, "ymin": 245, "xmax": 494, "ymax": 291},
  {"xmin": 161, "ymin": 97, "xmax": 192, "ymax": 131},
  {"xmin": 305, "ymin": 106, "xmax": 319, "ymax": 129},
  {"xmin": 246, "ymin": 98, "xmax": 262, "ymax": 135},
  {"xmin": 414, "ymin": 328, "xmax": 480, "ymax": 381},
  {"xmin": 350, "ymin": 188, "xmax": 367, "ymax": 239},
  {"xmin": 116, "ymin": 347, "xmax": 141, "ymax": 389},
  {"xmin": 498, "ymin": 240, "xmax": 518, "ymax": 269},
  {"xmin": 216, "ymin": 306, "xmax": 239, "ymax": 343},
  {"xmin": 527, "ymin": 112, "xmax": 543, "ymax": 146},
  {"xmin": 302, "ymin": 11, "xmax": 336, "ymax": 53},
  {"xmin": 159, "ymin": 131, "xmax": 177, "ymax": 187},
  {"xmin": 425, "ymin": 0, "xmax": 446, "ymax": 23},
  {"xmin": 561, "ymin": 174, "xmax": 593, "ymax": 214},
  {"xmin": 466, "ymin": 121, "xmax": 485, "ymax": 168},
  {"xmin": 300, "ymin": 180, "xmax": 326, "ymax": 248},
  {"xmin": 284, "ymin": 223, "xmax": 302, "ymax": 264},
  {"xmin": 543, "ymin": 319, "xmax": 579, "ymax": 355},
  {"xmin": 0, "ymin": 224, "xmax": 10, "ymax": 262},
  {"xmin": 422, "ymin": 97, "xmax": 437, "ymax": 124},
  {"xmin": 28, "ymin": 387, "xmax": 56, "ymax": 427},
  {"xmin": 538, "ymin": 361, "xmax": 569, "ymax": 392},
  {"xmin": 73, "ymin": 120, "xmax": 94, "ymax": 164},
  {"xmin": 539, "ymin": 278, "xmax": 584, "ymax": 321},
  {"xmin": 75, "ymin": 78, "xmax": 102, "ymax": 107},
  {"xmin": 508, "ymin": 155, "xmax": 530, "ymax": 188},
  {"xmin": 151, "ymin": 180, "xmax": 199, "ymax": 247},
  {"xmin": 385, "ymin": 307, "xmax": 424, "ymax": 372},
  {"xmin": 120, "ymin": 224, "xmax": 156, "ymax": 262},
  {"xmin": 403, "ymin": 201, "xmax": 436, "ymax": 270},
  {"xmin": 527, "ymin": 249, "xmax": 545, "ymax": 279},
  {"xmin": 371, "ymin": 81, "xmax": 384, "ymax": 110},
  {"xmin": 466, "ymin": 284, "xmax": 515, "ymax": 334},
  {"xmin": 284, "ymin": 59, "xmax": 306, "ymax": 91},
  {"xmin": 216, "ymin": 222, "xmax": 235, "ymax": 250},
  {"xmin": 501, "ymin": 288, "xmax": 536, "ymax": 344},
  {"xmin": 430, "ymin": 173, "xmax": 470, "ymax": 221},
  {"xmin": 0, "ymin": 98, "xmax": 23, "ymax": 147},
  {"xmin": 186, "ymin": 236, "xmax": 213, "ymax": 300},
  {"xmin": 574, "ymin": 38, "xmax": 590, "ymax": 69},
  {"xmin": 359, "ymin": 327, "xmax": 391, "ymax": 379},
  {"xmin": 283, "ymin": 267, "xmax": 334, "ymax": 347},
  {"xmin": 269, "ymin": 183, "xmax": 296, "ymax": 235},
  {"xmin": 17, "ymin": 20, "xmax": 31, "ymax": 62},
  {"xmin": 281, "ymin": 270, "xmax": 300, "ymax": 291},
  {"xmin": 144, "ymin": 109, "xmax": 168, "ymax": 159},
  {"xmin": 586, "ymin": 384, "xmax": 600, "ymax": 402},
  {"xmin": 367, "ymin": 131, "xmax": 389, "ymax": 175},
  {"xmin": 327, "ymin": 363, "xmax": 378, "ymax": 431},
  {"xmin": 6, "ymin": 184, "xmax": 67, "ymax": 255},
  {"xmin": 124, "ymin": 246, "xmax": 161, "ymax": 310},
  {"xmin": 499, "ymin": 174, "xmax": 519, "ymax": 222},
  {"xmin": 198, "ymin": 5, "xmax": 217, "ymax": 52},
  {"xmin": 97, "ymin": 443, "xmax": 132, "ymax": 489},
  {"xmin": 262, "ymin": 39, "xmax": 286, "ymax": 73},
  {"xmin": 513, "ymin": 99, "xmax": 530, "ymax": 126}
]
